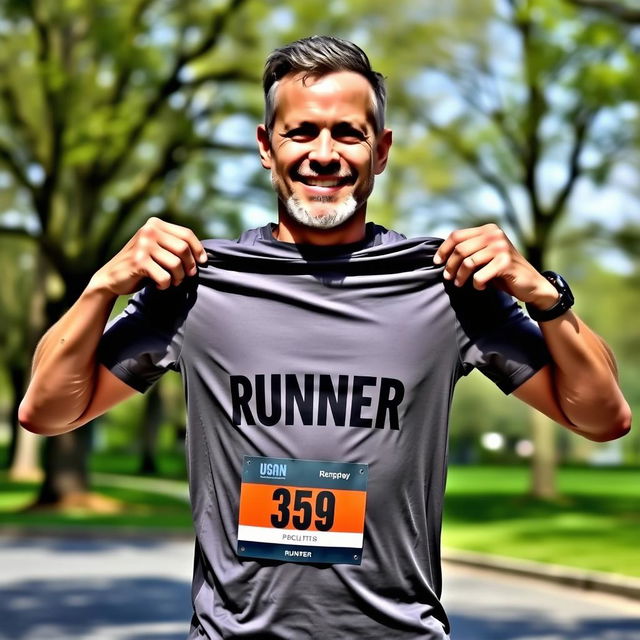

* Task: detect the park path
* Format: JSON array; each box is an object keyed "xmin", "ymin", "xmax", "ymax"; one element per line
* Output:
[{"xmin": 0, "ymin": 536, "xmax": 639, "ymax": 640}]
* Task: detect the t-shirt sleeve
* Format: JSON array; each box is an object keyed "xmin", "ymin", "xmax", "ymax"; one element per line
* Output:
[
  {"xmin": 97, "ymin": 280, "xmax": 195, "ymax": 393},
  {"xmin": 449, "ymin": 281, "xmax": 551, "ymax": 394}
]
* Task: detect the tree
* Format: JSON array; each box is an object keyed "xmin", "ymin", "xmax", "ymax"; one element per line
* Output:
[
  {"xmin": 0, "ymin": 0, "xmax": 265, "ymax": 506},
  {"xmin": 0, "ymin": 236, "xmax": 44, "ymax": 479},
  {"xmin": 1, "ymin": 0, "xmax": 485, "ymax": 505},
  {"xmin": 382, "ymin": 0, "xmax": 639, "ymax": 496}
]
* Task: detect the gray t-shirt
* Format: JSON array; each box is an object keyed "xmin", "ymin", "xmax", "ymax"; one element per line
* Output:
[{"xmin": 99, "ymin": 223, "xmax": 549, "ymax": 639}]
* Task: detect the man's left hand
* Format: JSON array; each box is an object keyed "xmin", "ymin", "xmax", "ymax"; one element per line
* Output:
[{"xmin": 433, "ymin": 223, "xmax": 559, "ymax": 310}]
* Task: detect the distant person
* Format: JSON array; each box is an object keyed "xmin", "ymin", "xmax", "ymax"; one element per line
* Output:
[{"xmin": 20, "ymin": 36, "xmax": 631, "ymax": 639}]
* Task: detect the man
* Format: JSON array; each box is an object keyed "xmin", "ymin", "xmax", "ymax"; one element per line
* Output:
[{"xmin": 20, "ymin": 36, "xmax": 630, "ymax": 639}]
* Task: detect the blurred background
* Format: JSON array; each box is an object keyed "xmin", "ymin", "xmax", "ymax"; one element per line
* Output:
[{"xmin": 0, "ymin": 0, "xmax": 638, "ymax": 581}]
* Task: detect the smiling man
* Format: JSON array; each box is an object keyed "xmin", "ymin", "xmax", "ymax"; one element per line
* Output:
[
  {"xmin": 20, "ymin": 36, "xmax": 631, "ymax": 639},
  {"xmin": 257, "ymin": 66, "xmax": 391, "ymax": 243}
]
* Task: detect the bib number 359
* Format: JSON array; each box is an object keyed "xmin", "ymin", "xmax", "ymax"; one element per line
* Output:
[{"xmin": 271, "ymin": 488, "xmax": 335, "ymax": 531}]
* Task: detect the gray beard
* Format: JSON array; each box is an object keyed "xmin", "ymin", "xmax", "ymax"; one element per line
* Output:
[{"xmin": 283, "ymin": 193, "xmax": 359, "ymax": 230}]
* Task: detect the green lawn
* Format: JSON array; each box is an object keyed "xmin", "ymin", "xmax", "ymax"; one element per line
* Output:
[
  {"xmin": 2, "ymin": 464, "xmax": 638, "ymax": 577},
  {"xmin": 0, "ymin": 474, "xmax": 193, "ymax": 532},
  {"xmin": 443, "ymin": 465, "xmax": 640, "ymax": 577}
]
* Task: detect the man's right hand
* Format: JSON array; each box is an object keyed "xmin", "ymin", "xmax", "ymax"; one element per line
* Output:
[{"xmin": 88, "ymin": 217, "xmax": 208, "ymax": 297}]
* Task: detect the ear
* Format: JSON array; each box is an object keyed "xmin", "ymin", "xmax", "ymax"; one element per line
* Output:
[
  {"xmin": 256, "ymin": 124, "xmax": 272, "ymax": 170},
  {"xmin": 374, "ymin": 128, "xmax": 393, "ymax": 175}
]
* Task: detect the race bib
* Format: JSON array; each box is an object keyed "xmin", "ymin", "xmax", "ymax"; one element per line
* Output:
[{"xmin": 237, "ymin": 456, "xmax": 368, "ymax": 565}]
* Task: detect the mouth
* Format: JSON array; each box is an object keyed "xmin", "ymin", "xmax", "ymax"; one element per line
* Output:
[{"xmin": 294, "ymin": 172, "xmax": 354, "ymax": 189}]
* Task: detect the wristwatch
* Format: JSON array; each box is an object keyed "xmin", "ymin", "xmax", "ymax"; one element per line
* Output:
[{"xmin": 525, "ymin": 271, "xmax": 575, "ymax": 322}]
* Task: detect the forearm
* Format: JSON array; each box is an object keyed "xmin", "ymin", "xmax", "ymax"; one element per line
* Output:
[
  {"xmin": 540, "ymin": 311, "xmax": 632, "ymax": 441},
  {"xmin": 19, "ymin": 283, "xmax": 118, "ymax": 435}
]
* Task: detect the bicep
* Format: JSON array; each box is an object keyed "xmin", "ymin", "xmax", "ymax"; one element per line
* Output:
[
  {"xmin": 512, "ymin": 364, "xmax": 574, "ymax": 428},
  {"xmin": 69, "ymin": 365, "xmax": 139, "ymax": 428}
]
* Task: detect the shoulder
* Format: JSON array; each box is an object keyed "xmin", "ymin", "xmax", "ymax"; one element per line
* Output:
[
  {"xmin": 201, "ymin": 224, "xmax": 273, "ymax": 251},
  {"xmin": 368, "ymin": 223, "xmax": 407, "ymax": 246}
]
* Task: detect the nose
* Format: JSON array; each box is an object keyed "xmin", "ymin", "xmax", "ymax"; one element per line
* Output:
[{"xmin": 308, "ymin": 129, "xmax": 339, "ymax": 166}]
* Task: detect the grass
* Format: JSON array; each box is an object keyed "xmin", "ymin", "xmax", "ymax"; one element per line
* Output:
[
  {"xmin": 2, "ymin": 461, "xmax": 638, "ymax": 577},
  {"xmin": 89, "ymin": 449, "xmax": 188, "ymax": 479},
  {"xmin": 0, "ymin": 474, "xmax": 193, "ymax": 532},
  {"xmin": 443, "ymin": 465, "xmax": 640, "ymax": 577}
]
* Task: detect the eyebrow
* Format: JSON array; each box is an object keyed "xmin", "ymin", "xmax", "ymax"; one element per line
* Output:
[{"xmin": 281, "ymin": 119, "xmax": 369, "ymax": 132}]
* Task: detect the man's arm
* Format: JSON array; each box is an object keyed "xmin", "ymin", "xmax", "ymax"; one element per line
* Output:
[
  {"xmin": 434, "ymin": 223, "xmax": 632, "ymax": 442},
  {"xmin": 19, "ymin": 217, "xmax": 207, "ymax": 436}
]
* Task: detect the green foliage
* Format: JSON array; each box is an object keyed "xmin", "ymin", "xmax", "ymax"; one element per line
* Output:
[
  {"xmin": 444, "ymin": 465, "xmax": 640, "ymax": 576},
  {"xmin": 450, "ymin": 253, "xmax": 640, "ymax": 465},
  {"xmin": 0, "ymin": 0, "xmax": 266, "ymax": 289}
]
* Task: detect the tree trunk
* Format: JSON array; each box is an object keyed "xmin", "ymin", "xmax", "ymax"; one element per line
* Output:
[
  {"xmin": 5, "ymin": 364, "xmax": 25, "ymax": 470},
  {"xmin": 8, "ymin": 367, "xmax": 43, "ymax": 480},
  {"xmin": 524, "ymin": 243, "xmax": 559, "ymax": 499},
  {"xmin": 36, "ymin": 426, "xmax": 93, "ymax": 504},
  {"xmin": 529, "ymin": 409, "xmax": 557, "ymax": 499},
  {"xmin": 8, "ymin": 429, "xmax": 43, "ymax": 482},
  {"xmin": 32, "ymin": 272, "xmax": 98, "ymax": 508},
  {"xmin": 8, "ymin": 252, "xmax": 47, "ymax": 479},
  {"xmin": 139, "ymin": 384, "xmax": 163, "ymax": 475}
]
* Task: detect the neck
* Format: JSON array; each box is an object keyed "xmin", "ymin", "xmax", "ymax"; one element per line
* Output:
[{"xmin": 274, "ymin": 206, "xmax": 368, "ymax": 246}]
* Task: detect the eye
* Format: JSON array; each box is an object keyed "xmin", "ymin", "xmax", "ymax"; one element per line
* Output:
[
  {"xmin": 282, "ymin": 124, "xmax": 318, "ymax": 142},
  {"xmin": 332, "ymin": 124, "xmax": 366, "ymax": 143}
]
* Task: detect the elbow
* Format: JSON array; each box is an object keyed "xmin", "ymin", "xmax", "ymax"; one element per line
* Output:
[
  {"xmin": 18, "ymin": 400, "xmax": 48, "ymax": 435},
  {"xmin": 18, "ymin": 399, "xmax": 67, "ymax": 437},
  {"xmin": 582, "ymin": 405, "xmax": 632, "ymax": 443}
]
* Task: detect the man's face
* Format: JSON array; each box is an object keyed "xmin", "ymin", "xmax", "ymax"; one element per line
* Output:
[{"xmin": 257, "ymin": 71, "xmax": 392, "ymax": 233}]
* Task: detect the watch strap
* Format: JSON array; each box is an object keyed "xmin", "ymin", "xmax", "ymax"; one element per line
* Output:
[{"xmin": 525, "ymin": 271, "xmax": 575, "ymax": 322}]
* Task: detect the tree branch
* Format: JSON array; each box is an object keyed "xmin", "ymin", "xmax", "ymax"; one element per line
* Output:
[
  {"xmin": 182, "ymin": 68, "xmax": 261, "ymax": 89},
  {"xmin": 425, "ymin": 118, "xmax": 525, "ymax": 241},
  {"xmin": 0, "ymin": 78, "xmax": 41, "ymax": 165},
  {"xmin": 0, "ymin": 143, "xmax": 34, "ymax": 192},
  {"xmin": 0, "ymin": 225, "xmax": 36, "ymax": 241},
  {"xmin": 96, "ymin": 0, "xmax": 250, "ymax": 186},
  {"xmin": 25, "ymin": 0, "xmax": 66, "ymax": 231},
  {"xmin": 513, "ymin": 3, "xmax": 547, "ymax": 221},
  {"xmin": 108, "ymin": 0, "xmax": 158, "ymax": 107},
  {"xmin": 549, "ymin": 108, "xmax": 596, "ymax": 218},
  {"xmin": 94, "ymin": 138, "xmax": 185, "ymax": 263},
  {"xmin": 567, "ymin": 0, "xmax": 640, "ymax": 23}
]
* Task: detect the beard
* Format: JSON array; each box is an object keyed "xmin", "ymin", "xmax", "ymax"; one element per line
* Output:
[
  {"xmin": 271, "ymin": 171, "xmax": 362, "ymax": 230},
  {"xmin": 283, "ymin": 193, "xmax": 359, "ymax": 229}
]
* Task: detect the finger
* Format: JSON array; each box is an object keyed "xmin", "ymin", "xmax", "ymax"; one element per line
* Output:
[
  {"xmin": 155, "ymin": 230, "xmax": 200, "ymax": 277},
  {"xmin": 155, "ymin": 219, "xmax": 208, "ymax": 264},
  {"xmin": 434, "ymin": 227, "xmax": 483, "ymax": 265},
  {"xmin": 143, "ymin": 258, "xmax": 174, "ymax": 291},
  {"xmin": 441, "ymin": 235, "xmax": 490, "ymax": 283},
  {"xmin": 470, "ymin": 252, "xmax": 511, "ymax": 290},
  {"xmin": 450, "ymin": 246, "xmax": 497, "ymax": 287},
  {"xmin": 149, "ymin": 245, "xmax": 187, "ymax": 287}
]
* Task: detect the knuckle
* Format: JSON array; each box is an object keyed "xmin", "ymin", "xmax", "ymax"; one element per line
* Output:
[
  {"xmin": 139, "ymin": 225, "xmax": 157, "ymax": 241},
  {"xmin": 493, "ymin": 239, "xmax": 509, "ymax": 252},
  {"xmin": 166, "ymin": 254, "xmax": 182, "ymax": 270},
  {"xmin": 175, "ymin": 240, "xmax": 191, "ymax": 258},
  {"xmin": 157, "ymin": 273, "xmax": 171, "ymax": 289},
  {"xmin": 463, "ymin": 257, "xmax": 476, "ymax": 269},
  {"xmin": 132, "ymin": 249, "xmax": 147, "ymax": 270}
]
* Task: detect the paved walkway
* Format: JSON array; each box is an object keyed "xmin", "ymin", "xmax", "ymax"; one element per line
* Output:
[{"xmin": 1, "ymin": 537, "xmax": 639, "ymax": 640}]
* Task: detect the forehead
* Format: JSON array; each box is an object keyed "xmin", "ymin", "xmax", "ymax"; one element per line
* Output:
[{"xmin": 273, "ymin": 71, "xmax": 375, "ymax": 126}]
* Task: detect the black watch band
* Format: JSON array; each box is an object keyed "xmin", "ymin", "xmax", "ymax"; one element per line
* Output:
[{"xmin": 525, "ymin": 271, "xmax": 575, "ymax": 322}]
